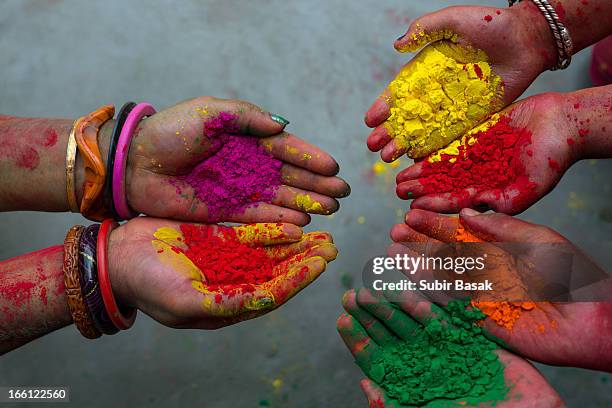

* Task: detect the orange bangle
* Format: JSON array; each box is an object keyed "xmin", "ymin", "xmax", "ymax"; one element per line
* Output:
[
  {"xmin": 63, "ymin": 225, "xmax": 101, "ymax": 339},
  {"xmin": 76, "ymin": 105, "xmax": 115, "ymax": 221}
]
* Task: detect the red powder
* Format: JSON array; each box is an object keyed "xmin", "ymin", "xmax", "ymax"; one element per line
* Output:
[
  {"xmin": 174, "ymin": 224, "xmax": 287, "ymax": 298},
  {"xmin": 39, "ymin": 286, "xmax": 48, "ymax": 305},
  {"xmin": 473, "ymin": 64, "xmax": 483, "ymax": 79},
  {"xmin": 418, "ymin": 115, "xmax": 537, "ymax": 208},
  {"xmin": 548, "ymin": 158, "xmax": 561, "ymax": 171},
  {"xmin": 484, "ymin": 15, "xmax": 493, "ymax": 22},
  {"xmin": 0, "ymin": 281, "xmax": 36, "ymax": 307},
  {"xmin": 14, "ymin": 147, "xmax": 40, "ymax": 170},
  {"xmin": 41, "ymin": 128, "xmax": 58, "ymax": 147},
  {"xmin": 554, "ymin": 2, "xmax": 566, "ymax": 20},
  {"xmin": 567, "ymin": 138, "xmax": 575, "ymax": 146},
  {"xmin": 496, "ymin": 10, "xmax": 501, "ymax": 15},
  {"xmin": 574, "ymin": 103, "xmax": 580, "ymax": 109},
  {"xmin": 578, "ymin": 128, "xmax": 589, "ymax": 137}
]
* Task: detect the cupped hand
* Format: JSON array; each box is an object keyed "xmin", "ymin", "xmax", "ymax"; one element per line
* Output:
[
  {"xmin": 366, "ymin": 2, "xmax": 556, "ymax": 161},
  {"xmin": 396, "ymin": 93, "xmax": 578, "ymax": 214},
  {"xmin": 337, "ymin": 289, "xmax": 563, "ymax": 407},
  {"xmin": 107, "ymin": 217, "xmax": 337, "ymax": 329},
  {"xmin": 390, "ymin": 208, "xmax": 612, "ymax": 372},
  {"xmin": 125, "ymin": 96, "xmax": 350, "ymax": 226}
]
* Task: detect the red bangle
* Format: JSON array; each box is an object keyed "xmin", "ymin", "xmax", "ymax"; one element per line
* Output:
[{"xmin": 97, "ymin": 219, "xmax": 136, "ymax": 330}]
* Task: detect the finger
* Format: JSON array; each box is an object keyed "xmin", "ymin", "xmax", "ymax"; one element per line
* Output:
[
  {"xmin": 405, "ymin": 209, "xmax": 460, "ymax": 243},
  {"xmin": 193, "ymin": 282, "xmax": 277, "ymax": 318},
  {"xmin": 383, "ymin": 289, "xmax": 450, "ymax": 327},
  {"xmin": 272, "ymin": 186, "xmax": 339, "ymax": 215},
  {"xmin": 365, "ymin": 91, "xmax": 392, "ymax": 128},
  {"xmin": 459, "ymin": 208, "xmax": 562, "ymax": 243},
  {"xmin": 410, "ymin": 190, "xmax": 475, "ymax": 214},
  {"xmin": 232, "ymin": 223, "xmax": 303, "ymax": 246},
  {"xmin": 381, "ymin": 138, "xmax": 408, "ymax": 163},
  {"xmin": 262, "ymin": 132, "xmax": 340, "ymax": 176},
  {"xmin": 394, "ymin": 8, "xmax": 460, "ymax": 53},
  {"xmin": 357, "ymin": 289, "xmax": 420, "ymax": 340},
  {"xmin": 360, "ymin": 379, "xmax": 397, "ymax": 408},
  {"xmin": 473, "ymin": 189, "xmax": 515, "ymax": 214},
  {"xmin": 395, "ymin": 161, "xmax": 425, "ymax": 183},
  {"xmin": 264, "ymin": 231, "xmax": 333, "ymax": 260},
  {"xmin": 271, "ymin": 243, "xmax": 338, "ymax": 268},
  {"xmin": 337, "ymin": 313, "xmax": 379, "ymax": 374},
  {"xmin": 367, "ymin": 124, "xmax": 393, "ymax": 152},
  {"xmin": 342, "ymin": 290, "xmax": 396, "ymax": 346},
  {"xmin": 261, "ymin": 256, "xmax": 327, "ymax": 305},
  {"xmin": 136, "ymin": 175, "xmax": 311, "ymax": 226},
  {"xmin": 389, "ymin": 223, "xmax": 432, "ymax": 243},
  {"xmin": 396, "ymin": 180, "xmax": 432, "ymax": 200},
  {"xmin": 281, "ymin": 164, "xmax": 350, "ymax": 198},
  {"xmin": 206, "ymin": 97, "xmax": 289, "ymax": 136}
]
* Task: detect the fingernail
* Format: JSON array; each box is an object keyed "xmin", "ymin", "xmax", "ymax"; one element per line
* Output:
[
  {"xmin": 396, "ymin": 33, "xmax": 406, "ymax": 41},
  {"xmin": 461, "ymin": 208, "xmax": 480, "ymax": 217},
  {"xmin": 257, "ymin": 297, "xmax": 274, "ymax": 307},
  {"xmin": 270, "ymin": 113, "xmax": 290, "ymax": 127}
]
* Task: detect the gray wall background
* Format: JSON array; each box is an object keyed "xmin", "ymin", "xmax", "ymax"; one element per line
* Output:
[{"xmin": 0, "ymin": 0, "xmax": 610, "ymax": 407}]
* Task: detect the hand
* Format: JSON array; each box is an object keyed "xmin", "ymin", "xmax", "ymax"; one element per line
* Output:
[
  {"xmin": 107, "ymin": 217, "xmax": 337, "ymax": 329},
  {"xmin": 396, "ymin": 93, "xmax": 577, "ymax": 214},
  {"xmin": 337, "ymin": 289, "xmax": 563, "ymax": 407},
  {"xmin": 365, "ymin": 2, "xmax": 556, "ymax": 161},
  {"xmin": 125, "ymin": 97, "xmax": 350, "ymax": 226},
  {"xmin": 390, "ymin": 208, "xmax": 612, "ymax": 372}
]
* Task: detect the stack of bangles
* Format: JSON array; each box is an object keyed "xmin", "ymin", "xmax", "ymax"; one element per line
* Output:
[
  {"xmin": 66, "ymin": 102, "xmax": 156, "ymax": 221},
  {"xmin": 63, "ymin": 103, "xmax": 156, "ymax": 336},
  {"xmin": 63, "ymin": 220, "xmax": 136, "ymax": 338}
]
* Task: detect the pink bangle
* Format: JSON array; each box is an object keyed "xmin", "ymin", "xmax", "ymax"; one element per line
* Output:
[{"xmin": 112, "ymin": 103, "xmax": 156, "ymax": 220}]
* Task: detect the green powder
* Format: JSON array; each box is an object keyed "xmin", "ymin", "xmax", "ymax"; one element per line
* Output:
[{"xmin": 362, "ymin": 300, "xmax": 509, "ymax": 407}]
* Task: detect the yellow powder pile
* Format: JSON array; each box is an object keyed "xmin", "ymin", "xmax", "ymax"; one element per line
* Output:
[{"xmin": 385, "ymin": 45, "xmax": 503, "ymax": 158}]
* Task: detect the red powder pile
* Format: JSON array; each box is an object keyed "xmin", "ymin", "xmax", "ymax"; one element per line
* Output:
[
  {"xmin": 176, "ymin": 224, "xmax": 279, "ymax": 296},
  {"xmin": 419, "ymin": 115, "xmax": 537, "ymax": 209},
  {"xmin": 178, "ymin": 112, "xmax": 283, "ymax": 221}
]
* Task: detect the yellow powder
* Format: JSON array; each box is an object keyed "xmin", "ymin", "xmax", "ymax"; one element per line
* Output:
[
  {"xmin": 397, "ymin": 24, "xmax": 459, "ymax": 53},
  {"xmin": 385, "ymin": 44, "xmax": 503, "ymax": 158},
  {"xmin": 295, "ymin": 193, "xmax": 323, "ymax": 212}
]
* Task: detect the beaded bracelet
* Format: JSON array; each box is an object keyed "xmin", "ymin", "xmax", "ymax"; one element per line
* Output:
[
  {"xmin": 78, "ymin": 224, "xmax": 119, "ymax": 335},
  {"xmin": 63, "ymin": 225, "xmax": 101, "ymax": 339},
  {"xmin": 97, "ymin": 219, "xmax": 137, "ymax": 330},
  {"xmin": 106, "ymin": 102, "xmax": 136, "ymax": 220},
  {"xmin": 112, "ymin": 103, "xmax": 156, "ymax": 220}
]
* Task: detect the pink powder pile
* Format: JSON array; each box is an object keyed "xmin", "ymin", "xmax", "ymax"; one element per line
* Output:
[{"xmin": 179, "ymin": 112, "xmax": 283, "ymax": 221}]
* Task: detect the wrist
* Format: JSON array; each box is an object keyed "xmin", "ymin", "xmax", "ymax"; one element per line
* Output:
[
  {"xmin": 106, "ymin": 226, "xmax": 134, "ymax": 309},
  {"xmin": 512, "ymin": 1, "xmax": 560, "ymax": 72}
]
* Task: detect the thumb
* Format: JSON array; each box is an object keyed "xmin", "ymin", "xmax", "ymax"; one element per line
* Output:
[
  {"xmin": 394, "ymin": 7, "xmax": 460, "ymax": 53},
  {"xmin": 360, "ymin": 379, "xmax": 394, "ymax": 408}
]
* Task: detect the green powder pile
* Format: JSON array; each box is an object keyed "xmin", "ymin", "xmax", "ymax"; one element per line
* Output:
[{"xmin": 362, "ymin": 300, "xmax": 509, "ymax": 407}]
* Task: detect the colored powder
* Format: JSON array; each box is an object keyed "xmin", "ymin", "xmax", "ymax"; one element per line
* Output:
[
  {"xmin": 179, "ymin": 112, "xmax": 282, "ymax": 221},
  {"xmin": 175, "ymin": 224, "xmax": 280, "ymax": 295},
  {"xmin": 362, "ymin": 300, "xmax": 508, "ymax": 407},
  {"xmin": 385, "ymin": 44, "xmax": 503, "ymax": 158},
  {"xmin": 454, "ymin": 224, "xmax": 539, "ymax": 331},
  {"xmin": 295, "ymin": 193, "xmax": 323, "ymax": 212},
  {"xmin": 418, "ymin": 114, "xmax": 537, "ymax": 210}
]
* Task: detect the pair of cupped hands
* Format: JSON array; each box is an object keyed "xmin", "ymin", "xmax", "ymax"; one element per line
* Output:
[
  {"xmin": 105, "ymin": 96, "xmax": 350, "ymax": 329},
  {"xmin": 340, "ymin": 4, "xmax": 612, "ymax": 407}
]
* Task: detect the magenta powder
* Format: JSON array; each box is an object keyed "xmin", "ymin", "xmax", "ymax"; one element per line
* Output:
[{"xmin": 179, "ymin": 112, "xmax": 283, "ymax": 221}]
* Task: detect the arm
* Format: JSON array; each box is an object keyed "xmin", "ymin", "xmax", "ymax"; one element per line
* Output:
[
  {"xmin": 0, "ymin": 115, "xmax": 114, "ymax": 212},
  {"xmin": 563, "ymin": 84, "xmax": 612, "ymax": 160},
  {"xmin": 0, "ymin": 246, "xmax": 71, "ymax": 354}
]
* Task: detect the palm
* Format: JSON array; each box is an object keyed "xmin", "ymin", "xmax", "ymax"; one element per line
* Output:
[
  {"xmin": 109, "ymin": 217, "xmax": 337, "ymax": 329},
  {"xmin": 122, "ymin": 97, "xmax": 349, "ymax": 225},
  {"xmin": 396, "ymin": 94, "xmax": 575, "ymax": 214}
]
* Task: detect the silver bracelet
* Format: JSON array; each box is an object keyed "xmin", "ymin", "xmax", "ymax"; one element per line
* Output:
[{"xmin": 508, "ymin": 0, "xmax": 573, "ymax": 70}]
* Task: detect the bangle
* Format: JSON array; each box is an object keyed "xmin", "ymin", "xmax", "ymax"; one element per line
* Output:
[
  {"xmin": 509, "ymin": 0, "xmax": 573, "ymax": 70},
  {"xmin": 66, "ymin": 118, "xmax": 81, "ymax": 213},
  {"xmin": 78, "ymin": 224, "xmax": 119, "ymax": 335},
  {"xmin": 106, "ymin": 102, "xmax": 136, "ymax": 220},
  {"xmin": 76, "ymin": 105, "xmax": 115, "ymax": 220},
  {"xmin": 63, "ymin": 225, "xmax": 101, "ymax": 339},
  {"xmin": 112, "ymin": 103, "xmax": 156, "ymax": 220},
  {"xmin": 97, "ymin": 219, "xmax": 137, "ymax": 330}
]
